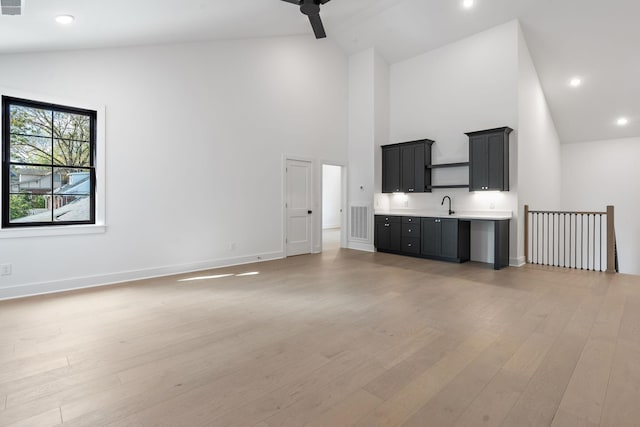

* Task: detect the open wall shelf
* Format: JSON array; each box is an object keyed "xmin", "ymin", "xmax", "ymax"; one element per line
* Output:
[
  {"xmin": 428, "ymin": 161, "xmax": 469, "ymax": 190},
  {"xmin": 427, "ymin": 162, "xmax": 469, "ymax": 169},
  {"xmin": 428, "ymin": 184, "xmax": 470, "ymax": 190}
]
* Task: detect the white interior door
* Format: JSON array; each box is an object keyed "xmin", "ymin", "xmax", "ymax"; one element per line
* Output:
[{"xmin": 286, "ymin": 159, "xmax": 312, "ymax": 256}]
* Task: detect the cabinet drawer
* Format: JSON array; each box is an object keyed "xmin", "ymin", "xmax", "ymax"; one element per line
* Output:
[
  {"xmin": 375, "ymin": 215, "xmax": 401, "ymax": 224},
  {"xmin": 402, "ymin": 223, "xmax": 421, "ymax": 237},
  {"xmin": 402, "ymin": 237, "xmax": 420, "ymax": 254},
  {"xmin": 402, "ymin": 216, "xmax": 420, "ymax": 224}
]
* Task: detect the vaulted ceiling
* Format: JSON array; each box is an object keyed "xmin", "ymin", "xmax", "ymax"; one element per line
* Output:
[{"xmin": 1, "ymin": 0, "xmax": 638, "ymax": 143}]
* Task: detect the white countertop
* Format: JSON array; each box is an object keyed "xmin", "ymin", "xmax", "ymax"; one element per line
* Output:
[{"xmin": 375, "ymin": 210, "xmax": 512, "ymax": 221}]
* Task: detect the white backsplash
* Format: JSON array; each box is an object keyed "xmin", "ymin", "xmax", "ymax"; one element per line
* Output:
[{"xmin": 375, "ymin": 190, "xmax": 513, "ymax": 214}]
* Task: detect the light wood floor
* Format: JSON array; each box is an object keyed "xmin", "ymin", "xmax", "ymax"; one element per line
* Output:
[{"xmin": 1, "ymin": 245, "xmax": 640, "ymax": 427}]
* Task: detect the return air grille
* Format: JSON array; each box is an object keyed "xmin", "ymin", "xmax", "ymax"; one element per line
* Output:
[
  {"xmin": 1, "ymin": 0, "xmax": 21, "ymax": 16},
  {"xmin": 349, "ymin": 204, "xmax": 370, "ymax": 242}
]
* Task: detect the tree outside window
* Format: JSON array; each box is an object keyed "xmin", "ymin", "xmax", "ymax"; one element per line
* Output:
[{"xmin": 2, "ymin": 97, "xmax": 97, "ymax": 227}]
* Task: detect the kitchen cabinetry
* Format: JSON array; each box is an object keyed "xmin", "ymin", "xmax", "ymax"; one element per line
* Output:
[
  {"xmin": 467, "ymin": 127, "xmax": 512, "ymax": 191},
  {"xmin": 381, "ymin": 146, "xmax": 400, "ymax": 193},
  {"xmin": 421, "ymin": 217, "xmax": 470, "ymax": 262},
  {"xmin": 401, "ymin": 216, "xmax": 421, "ymax": 255},
  {"xmin": 400, "ymin": 142, "xmax": 427, "ymax": 193},
  {"xmin": 381, "ymin": 139, "xmax": 433, "ymax": 193},
  {"xmin": 375, "ymin": 213, "xmax": 510, "ymax": 269},
  {"xmin": 374, "ymin": 215, "xmax": 401, "ymax": 252}
]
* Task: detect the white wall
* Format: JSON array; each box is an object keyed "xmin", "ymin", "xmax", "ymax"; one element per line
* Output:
[
  {"xmin": 348, "ymin": 48, "xmax": 375, "ymax": 212},
  {"xmin": 385, "ymin": 21, "xmax": 519, "ymax": 263},
  {"xmin": 347, "ymin": 48, "xmax": 390, "ymax": 251},
  {"xmin": 561, "ymin": 137, "xmax": 640, "ymax": 275},
  {"xmin": 517, "ymin": 24, "xmax": 562, "ymax": 264},
  {"xmin": 322, "ymin": 165, "xmax": 341, "ymax": 229},
  {"xmin": 0, "ymin": 36, "xmax": 349, "ymax": 298},
  {"xmin": 374, "ymin": 52, "xmax": 390, "ymax": 197}
]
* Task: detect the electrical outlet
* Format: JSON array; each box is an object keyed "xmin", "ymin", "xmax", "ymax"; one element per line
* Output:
[{"xmin": 0, "ymin": 264, "xmax": 12, "ymax": 276}]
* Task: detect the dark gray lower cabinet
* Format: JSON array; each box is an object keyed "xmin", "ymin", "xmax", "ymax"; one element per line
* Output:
[
  {"xmin": 375, "ymin": 215, "xmax": 470, "ymax": 263},
  {"xmin": 374, "ymin": 215, "xmax": 401, "ymax": 252},
  {"xmin": 421, "ymin": 218, "xmax": 470, "ymax": 263},
  {"xmin": 401, "ymin": 217, "xmax": 421, "ymax": 255}
]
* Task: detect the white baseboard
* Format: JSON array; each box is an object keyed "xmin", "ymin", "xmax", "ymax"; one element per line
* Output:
[
  {"xmin": 510, "ymin": 256, "xmax": 526, "ymax": 267},
  {"xmin": 347, "ymin": 241, "xmax": 375, "ymax": 252},
  {"xmin": 322, "ymin": 225, "xmax": 341, "ymax": 230},
  {"xmin": 0, "ymin": 251, "xmax": 284, "ymax": 301}
]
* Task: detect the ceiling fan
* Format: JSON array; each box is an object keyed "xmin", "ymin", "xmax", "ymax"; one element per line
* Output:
[{"xmin": 281, "ymin": 0, "xmax": 332, "ymax": 39}]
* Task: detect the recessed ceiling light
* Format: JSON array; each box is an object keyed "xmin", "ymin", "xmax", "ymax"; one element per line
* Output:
[
  {"xmin": 617, "ymin": 117, "xmax": 629, "ymax": 126},
  {"xmin": 569, "ymin": 78, "xmax": 582, "ymax": 87},
  {"xmin": 463, "ymin": 0, "xmax": 474, "ymax": 9},
  {"xmin": 55, "ymin": 15, "xmax": 75, "ymax": 25}
]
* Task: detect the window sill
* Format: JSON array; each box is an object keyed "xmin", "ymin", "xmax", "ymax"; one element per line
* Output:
[{"xmin": 0, "ymin": 224, "xmax": 106, "ymax": 239}]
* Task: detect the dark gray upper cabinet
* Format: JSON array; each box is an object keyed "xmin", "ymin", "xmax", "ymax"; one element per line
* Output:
[
  {"xmin": 400, "ymin": 142, "xmax": 426, "ymax": 193},
  {"xmin": 381, "ymin": 139, "xmax": 433, "ymax": 194},
  {"xmin": 467, "ymin": 127, "xmax": 512, "ymax": 192},
  {"xmin": 382, "ymin": 146, "xmax": 400, "ymax": 193}
]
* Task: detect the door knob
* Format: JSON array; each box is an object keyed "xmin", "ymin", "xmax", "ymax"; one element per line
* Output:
[{"xmin": 308, "ymin": 210, "xmax": 313, "ymax": 214}]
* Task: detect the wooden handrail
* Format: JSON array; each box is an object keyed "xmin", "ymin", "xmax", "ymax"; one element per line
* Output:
[{"xmin": 528, "ymin": 210, "xmax": 607, "ymax": 215}]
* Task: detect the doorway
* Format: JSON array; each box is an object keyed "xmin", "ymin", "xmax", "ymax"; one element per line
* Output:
[
  {"xmin": 285, "ymin": 159, "xmax": 313, "ymax": 256},
  {"xmin": 322, "ymin": 164, "xmax": 343, "ymax": 252}
]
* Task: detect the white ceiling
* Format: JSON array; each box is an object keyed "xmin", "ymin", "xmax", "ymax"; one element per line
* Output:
[{"xmin": 1, "ymin": 0, "xmax": 638, "ymax": 143}]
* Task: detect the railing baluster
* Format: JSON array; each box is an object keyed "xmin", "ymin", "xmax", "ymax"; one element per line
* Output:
[
  {"xmin": 576, "ymin": 213, "xmax": 579, "ymax": 269},
  {"xmin": 552, "ymin": 213, "xmax": 555, "ymax": 266},
  {"xmin": 581, "ymin": 214, "xmax": 584, "ymax": 270},
  {"xmin": 547, "ymin": 213, "xmax": 550, "ymax": 266},
  {"xmin": 569, "ymin": 213, "xmax": 572, "ymax": 268},
  {"xmin": 592, "ymin": 214, "xmax": 596, "ymax": 271},
  {"xmin": 600, "ymin": 214, "xmax": 603, "ymax": 272},
  {"xmin": 588, "ymin": 214, "xmax": 591, "ymax": 271},
  {"xmin": 535, "ymin": 212, "xmax": 540, "ymax": 264},
  {"xmin": 540, "ymin": 212, "xmax": 543, "ymax": 265}
]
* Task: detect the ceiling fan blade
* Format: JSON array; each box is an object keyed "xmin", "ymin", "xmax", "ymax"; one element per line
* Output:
[
  {"xmin": 281, "ymin": 0, "xmax": 301, "ymax": 4},
  {"xmin": 308, "ymin": 13, "xmax": 326, "ymax": 39}
]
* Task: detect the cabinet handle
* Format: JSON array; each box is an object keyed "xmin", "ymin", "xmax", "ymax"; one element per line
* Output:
[
  {"xmin": 408, "ymin": 188, "xmax": 414, "ymax": 192},
  {"xmin": 408, "ymin": 229, "xmax": 412, "ymax": 233},
  {"xmin": 384, "ymin": 224, "xmax": 390, "ymax": 227},
  {"xmin": 408, "ymin": 218, "xmax": 412, "ymax": 222},
  {"xmin": 408, "ymin": 244, "xmax": 412, "ymax": 247}
]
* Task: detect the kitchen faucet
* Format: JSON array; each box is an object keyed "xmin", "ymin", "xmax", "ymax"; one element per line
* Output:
[{"xmin": 441, "ymin": 196, "xmax": 455, "ymax": 215}]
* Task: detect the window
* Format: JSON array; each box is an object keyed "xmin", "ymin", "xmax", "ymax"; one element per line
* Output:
[{"xmin": 2, "ymin": 96, "xmax": 97, "ymax": 227}]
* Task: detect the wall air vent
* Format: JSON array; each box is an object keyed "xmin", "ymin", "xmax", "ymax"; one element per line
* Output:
[
  {"xmin": 1, "ymin": 0, "xmax": 22, "ymax": 16},
  {"xmin": 349, "ymin": 204, "xmax": 371, "ymax": 242}
]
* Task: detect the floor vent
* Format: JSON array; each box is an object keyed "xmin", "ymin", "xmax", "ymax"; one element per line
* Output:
[{"xmin": 349, "ymin": 204, "xmax": 370, "ymax": 242}]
